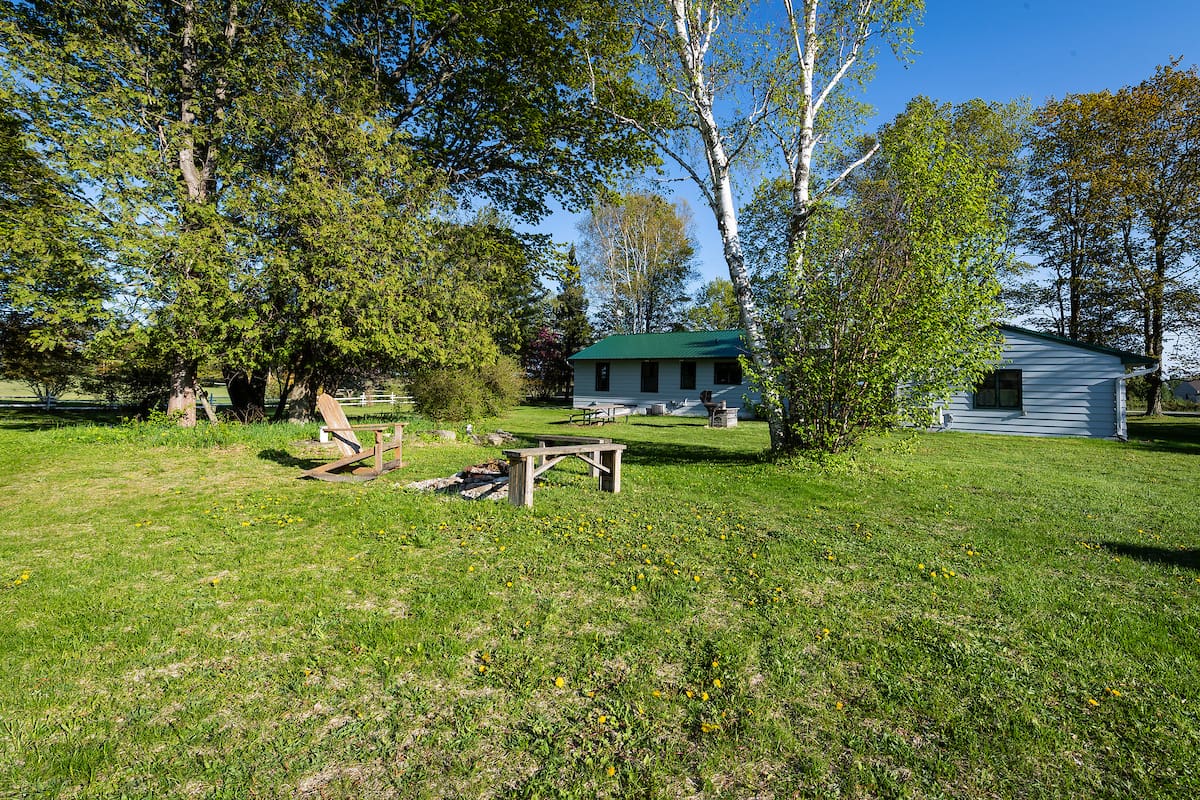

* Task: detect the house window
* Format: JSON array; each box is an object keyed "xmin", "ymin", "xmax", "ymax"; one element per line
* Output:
[
  {"xmin": 595, "ymin": 362, "xmax": 610, "ymax": 392},
  {"xmin": 680, "ymin": 361, "xmax": 696, "ymax": 391},
  {"xmin": 713, "ymin": 360, "xmax": 742, "ymax": 385},
  {"xmin": 974, "ymin": 369, "xmax": 1022, "ymax": 409},
  {"xmin": 641, "ymin": 361, "xmax": 659, "ymax": 393}
]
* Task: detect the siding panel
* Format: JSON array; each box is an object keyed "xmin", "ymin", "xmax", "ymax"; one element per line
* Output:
[{"xmin": 943, "ymin": 330, "xmax": 1123, "ymax": 438}]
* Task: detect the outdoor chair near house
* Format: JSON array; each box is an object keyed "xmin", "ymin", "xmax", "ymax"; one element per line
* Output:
[{"xmin": 300, "ymin": 392, "xmax": 406, "ymax": 483}]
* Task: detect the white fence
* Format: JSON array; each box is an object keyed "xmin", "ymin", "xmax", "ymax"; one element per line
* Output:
[{"xmin": 333, "ymin": 392, "xmax": 414, "ymax": 407}]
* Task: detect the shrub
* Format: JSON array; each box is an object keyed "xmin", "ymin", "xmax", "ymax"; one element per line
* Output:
[{"xmin": 412, "ymin": 357, "xmax": 525, "ymax": 422}]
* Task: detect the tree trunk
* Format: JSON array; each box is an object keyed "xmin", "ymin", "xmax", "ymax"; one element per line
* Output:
[
  {"xmin": 284, "ymin": 375, "xmax": 317, "ymax": 423},
  {"xmin": 224, "ymin": 368, "xmax": 268, "ymax": 421},
  {"xmin": 166, "ymin": 360, "xmax": 198, "ymax": 427}
]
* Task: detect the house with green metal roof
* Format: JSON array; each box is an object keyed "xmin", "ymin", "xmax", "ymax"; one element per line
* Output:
[
  {"xmin": 568, "ymin": 325, "xmax": 1157, "ymax": 438},
  {"xmin": 568, "ymin": 330, "xmax": 759, "ymax": 418}
]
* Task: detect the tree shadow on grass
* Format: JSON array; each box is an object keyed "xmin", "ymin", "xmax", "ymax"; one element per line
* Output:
[
  {"xmin": 621, "ymin": 439, "xmax": 767, "ymax": 468},
  {"xmin": 1101, "ymin": 542, "xmax": 1200, "ymax": 571},
  {"xmin": 1125, "ymin": 418, "xmax": 1200, "ymax": 455},
  {"xmin": 0, "ymin": 408, "xmax": 126, "ymax": 431},
  {"xmin": 258, "ymin": 448, "xmax": 317, "ymax": 469}
]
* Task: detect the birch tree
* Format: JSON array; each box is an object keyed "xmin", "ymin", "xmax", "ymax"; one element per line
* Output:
[
  {"xmin": 595, "ymin": 0, "xmax": 922, "ymax": 450},
  {"xmin": 578, "ymin": 192, "xmax": 699, "ymax": 334}
]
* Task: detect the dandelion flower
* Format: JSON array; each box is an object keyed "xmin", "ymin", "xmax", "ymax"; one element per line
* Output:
[
  {"xmin": 606, "ymin": 765, "xmax": 616, "ymax": 777},
  {"xmin": 598, "ymin": 714, "xmax": 607, "ymax": 723},
  {"xmin": 712, "ymin": 678, "xmax": 722, "ymax": 688},
  {"xmin": 701, "ymin": 692, "xmax": 710, "ymax": 701},
  {"xmin": 1087, "ymin": 698, "xmax": 1099, "ymax": 707},
  {"xmin": 554, "ymin": 676, "xmax": 565, "ymax": 688}
]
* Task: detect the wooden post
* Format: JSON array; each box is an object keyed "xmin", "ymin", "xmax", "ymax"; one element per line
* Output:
[
  {"xmin": 373, "ymin": 430, "xmax": 384, "ymax": 475},
  {"xmin": 599, "ymin": 449, "xmax": 621, "ymax": 494},
  {"xmin": 508, "ymin": 455, "xmax": 535, "ymax": 507}
]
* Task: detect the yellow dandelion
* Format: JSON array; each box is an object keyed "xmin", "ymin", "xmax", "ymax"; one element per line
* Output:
[
  {"xmin": 701, "ymin": 691, "xmax": 710, "ymax": 701},
  {"xmin": 712, "ymin": 678, "xmax": 722, "ymax": 688},
  {"xmin": 1087, "ymin": 698, "xmax": 1099, "ymax": 707},
  {"xmin": 598, "ymin": 714, "xmax": 607, "ymax": 723},
  {"xmin": 555, "ymin": 676, "xmax": 565, "ymax": 688},
  {"xmin": 693, "ymin": 575, "xmax": 701, "ymax": 582},
  {"xmin": 836, "ymin": 701, "xmax": 844, "ymax": 710},
  {"xmin": 652, "ymin": 690, "xmax": 661, "ymax": 697},
  {"xmin": 606, "ymin": 765, "xmax": 616, "ymax": 777}
]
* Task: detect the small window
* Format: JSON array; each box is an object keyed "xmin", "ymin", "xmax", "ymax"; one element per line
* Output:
[
  {"xmin": 974, "ymin": 369, "xmax": 1022, "ymax": 409},
  {"xmin": 713, "ymin": 360, "xmax": 742, "ymax": 385},
  {"xmin": 595, "ymin": 362, "xmax": 610, "ymax": 392},
  {"xmin": 640, "ymin": 361, "xmax": 659, "ymax": 393},
  {"xmin": 679, "ymin": 361, "xmax": 696, "ymax": 391}
]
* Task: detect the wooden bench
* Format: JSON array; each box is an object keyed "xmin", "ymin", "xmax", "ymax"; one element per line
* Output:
[
  {"xmin": 536, "ymin": 435, "xmax": 611, "ymax": 478},
  {"xmin": 502, "ymin": 442, "xmax": 626, "ymax": 508}
]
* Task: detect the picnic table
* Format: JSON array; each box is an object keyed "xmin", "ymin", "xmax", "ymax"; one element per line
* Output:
[{"xmin": 568, "ymin": 404, "xmax": 633, "ymax": 425}]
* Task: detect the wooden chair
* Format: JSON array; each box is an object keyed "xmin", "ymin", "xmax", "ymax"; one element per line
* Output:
[{"xmin": 301, "ymin": 392, "xmax": 406, "ymax": 483}]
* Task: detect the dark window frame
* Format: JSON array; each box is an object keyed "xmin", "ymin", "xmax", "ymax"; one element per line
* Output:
[
  {"xmin": 973, "ymin": 368, "xmax": 1022, "ymax": 410},
  {"xmin": 640, "ymin": 360, "xmax": 659, "ymax": 393},
  {"xmin": 595, "ymin": 362, "xmax": 610, "ymax": 393},
  {"xmin": 713, "ymin": 360, "xmax": 743, "ymax": 385},
  {"xmin": 679, "ymin": 360, "xmax": 697, "ymax": 391}
]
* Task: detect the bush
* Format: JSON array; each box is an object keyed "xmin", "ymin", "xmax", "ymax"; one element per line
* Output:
[{"xmin": 412, "ymin": 357, "xmax": 525, "ymax": 422}]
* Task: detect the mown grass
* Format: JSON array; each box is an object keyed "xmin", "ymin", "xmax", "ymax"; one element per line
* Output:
[{"xmin": 0, "ymin": 407, "xmax": 1197, "ymax": 799}]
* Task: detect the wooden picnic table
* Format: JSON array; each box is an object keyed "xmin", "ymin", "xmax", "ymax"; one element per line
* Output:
[{"xmin": 568, "ymin": 404, "xmax": 633, "ymax": 425}]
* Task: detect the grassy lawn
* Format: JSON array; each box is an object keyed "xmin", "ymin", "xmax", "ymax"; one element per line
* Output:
[{"xmin": 1, "ymin": 407, "xmax": 1197, "ymax": 798}]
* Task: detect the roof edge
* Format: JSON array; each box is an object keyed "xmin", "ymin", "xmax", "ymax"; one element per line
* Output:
[{"xmin": 1000, "ymin": 324, "xmax": 1157, "ymax": 367}]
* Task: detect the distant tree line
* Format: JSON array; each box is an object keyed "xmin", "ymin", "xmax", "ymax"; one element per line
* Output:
[{"xmin": 1010, "ymin": 62, "xmax": 1200, "ymax": 414}]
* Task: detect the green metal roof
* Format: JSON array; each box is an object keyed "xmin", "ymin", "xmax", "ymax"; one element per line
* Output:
[
  {"xmin": 569, "ymin": 329, "xmax": 747, "ymax": 361},
  {"xmin": 1000, "ymin": 325, "xmax": 1157, "ymax": 367},
  {"xmin": 571, "ymin": 325, "xmax": 1157, "ymax": 368}
]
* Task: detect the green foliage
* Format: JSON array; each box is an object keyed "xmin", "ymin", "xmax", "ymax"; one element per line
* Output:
[
  {"xmin": 686, "ymin": 278, "xmax": 742, "ymax": 330},
  {"xmin": 578, "ymin": 192, "xmax": 699, "ymax": 334},
  {"xmin": 1, "ymin": 0, "xmax": 656, "ymax": 424},
  {"xmin": 751, "ymin": 98, "xmax": 1008, "ymax": 453},
  {"xmin": 0, "ymin": 101, "xmax": 108, "ymax": 396},
  {"xmin": 1015, "ymin": 62, "xmax": 1200, "ymax": 414},
  {"xmin": 412, "ymin": 357, "xmax": 526, "ymax": 422}
]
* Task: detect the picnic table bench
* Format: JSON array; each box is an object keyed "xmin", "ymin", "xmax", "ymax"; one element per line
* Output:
[
  {"xmin": 568, "ymin": 404, "xmax": 634, "ymax": 425},
  {"xmin": 503, "ymin": 441, "xmax": 626, "ymax": 508}
]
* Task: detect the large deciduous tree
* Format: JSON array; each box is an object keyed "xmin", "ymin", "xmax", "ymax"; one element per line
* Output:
[
  {"xmin": 1015, "ymin": 64, "xmax": 1200, "ymax": 414},
  {"xmin": 0, "ymin": 99, "xmax": 107, "ymax": 403},
  {"xmin": 2, "ymin": 0, "xmax": 657, "ymax": 425},
  {"xmin": 756, "ymin": 99, "xmax": 1006, "ymax": 451},
  {"xmin": 577, "ymin": 192, "xmax": 699, "ymax": 334},
  {"xmin": 331, "ymin": 0, "xmax": 658, "ymax": 219},
  {"xmin": 596, "ymin": 0, "xmax": 945, "ymax": 452}
]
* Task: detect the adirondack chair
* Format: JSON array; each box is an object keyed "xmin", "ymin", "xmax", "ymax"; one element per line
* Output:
[{"xmin": 301, "ymin": 392, "xmax": 406, "ymax": 482}]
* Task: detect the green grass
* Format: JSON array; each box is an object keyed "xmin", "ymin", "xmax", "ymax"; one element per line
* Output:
[{"xmin": 0, "ymin": 408, "xmax": 1197, "ymax": 798}]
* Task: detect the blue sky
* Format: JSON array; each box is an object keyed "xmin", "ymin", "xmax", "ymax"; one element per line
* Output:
[{"xmin": 530, "ymin": 0, "xmax": 1200, "ymax": 284}]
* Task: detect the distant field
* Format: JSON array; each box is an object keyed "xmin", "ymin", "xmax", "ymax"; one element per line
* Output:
[{"xmin": 1, "ymin": 408, "xmax": 1197, "ymax": 798}]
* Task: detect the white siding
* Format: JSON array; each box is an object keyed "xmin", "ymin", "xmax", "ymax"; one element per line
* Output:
[
  {"xmin": 572, "ymin": 359, "xmax": 760, "ymax": 418},
  {"xmin": 942, "ymin": 329, "xmax": 1126, "ymax": 438}
]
